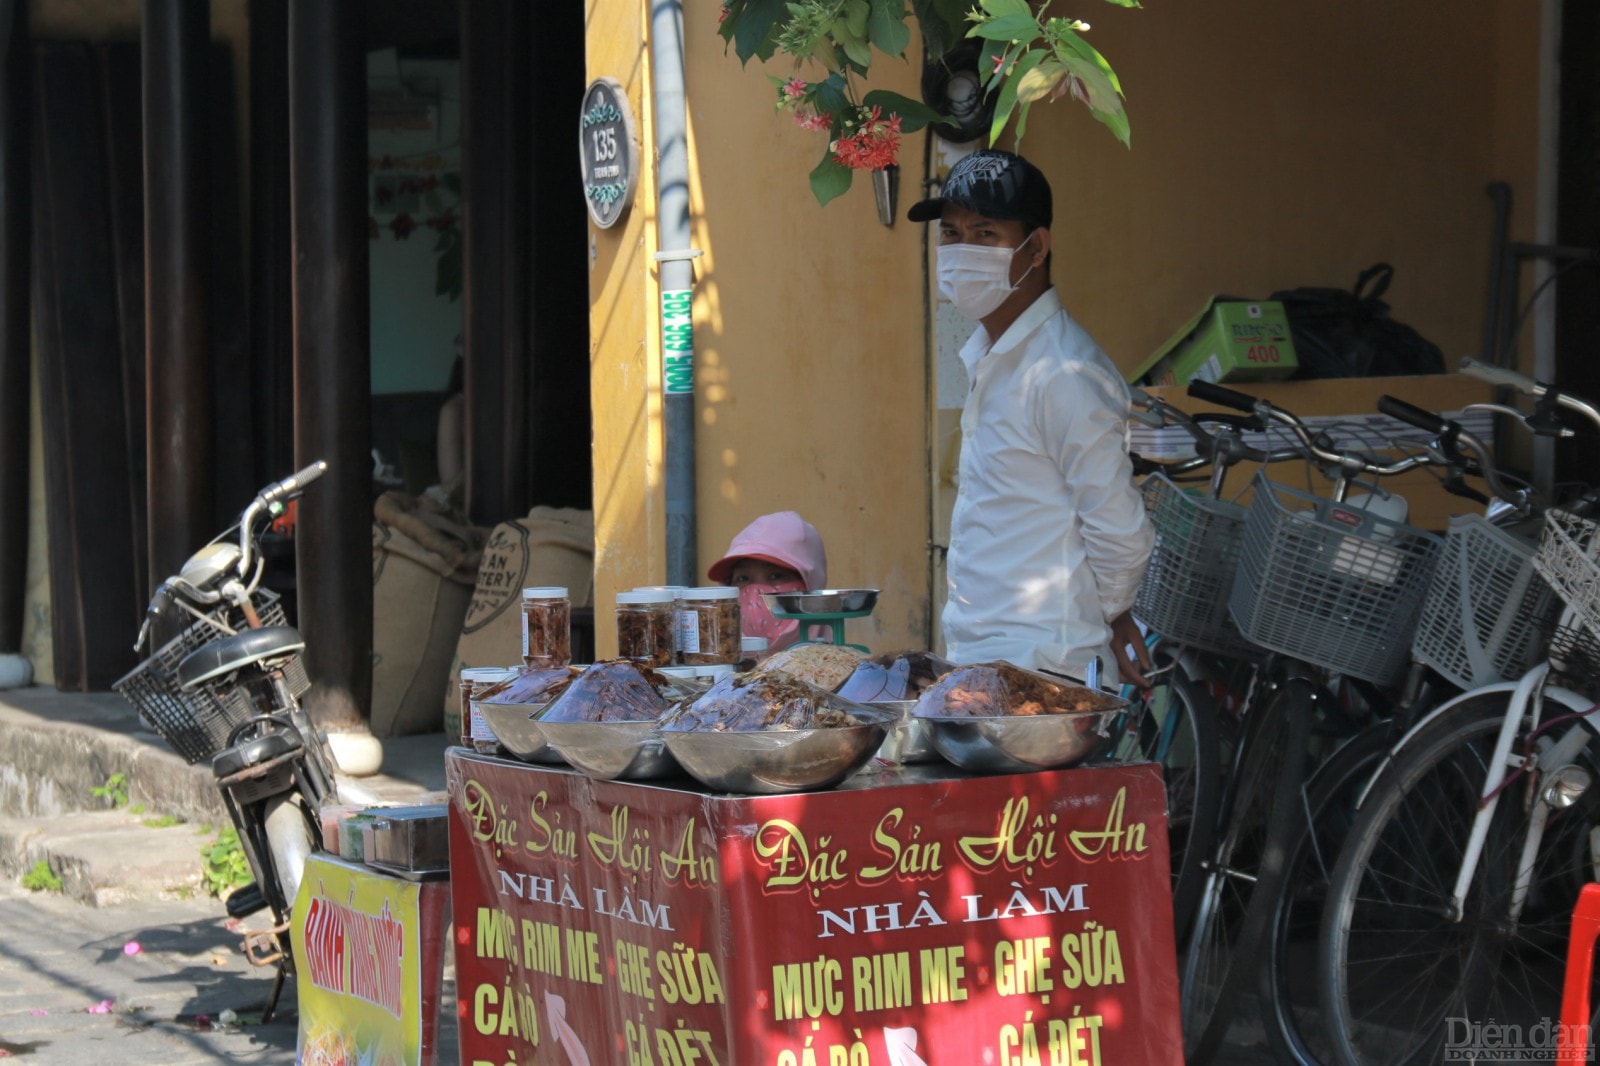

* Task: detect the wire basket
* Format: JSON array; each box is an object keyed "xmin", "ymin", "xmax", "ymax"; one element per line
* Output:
[
  {"xmin": 1533, "ymin": 509, "xmax": 1600, "ymax": 644},
  {"xmin": 1229, "ymin": 472, "xmax": 1442, "ymax": 685},
  {"xmin": 114, "ymin": 591, "xmax": 311, "ymax": 765},
  {"xmin": 1412, "ymin": 513, "xmax": 1556, "ymax": 692},
  {"xmin": 1133, "ymin": 474, "xmax": 1256, "ymax": 657}
]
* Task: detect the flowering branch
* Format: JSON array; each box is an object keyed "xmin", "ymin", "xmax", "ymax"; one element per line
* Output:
[{"xmin": 718, "ymin": 0, "xmax": 1138, "ymax": 205}]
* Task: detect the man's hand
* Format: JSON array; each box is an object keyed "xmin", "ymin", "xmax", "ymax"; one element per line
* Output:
[{"xmin": 1109, "ymin": 610, "xmax": 1152, "ymax": 688}]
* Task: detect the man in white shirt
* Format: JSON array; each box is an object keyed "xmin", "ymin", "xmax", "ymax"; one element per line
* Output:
[{"xmin": 909, "ymin": 149, "xmax": 1154, "ymax": 686}]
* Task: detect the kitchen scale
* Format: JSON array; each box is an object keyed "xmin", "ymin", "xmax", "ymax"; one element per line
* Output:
[{"xmin": 761, "ymin": 588, "xmax": 878, "ymax": 653}]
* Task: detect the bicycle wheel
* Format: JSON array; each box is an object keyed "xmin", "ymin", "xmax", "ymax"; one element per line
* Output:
[
  {"xmin": 1260, "ymin": 720, "xmax": 1395, "ymax": 1064},
  {"xmin": 1318, "ymin": 694, "xmax": 1600, "ymax": 1065},
  {"xmin": 1181, "ymin": 674, "xmax": 1315, "ymax": 1064},
  {"xmin": 1113, "ymin": 658, "xmax": 1221, "ymax": 943}
]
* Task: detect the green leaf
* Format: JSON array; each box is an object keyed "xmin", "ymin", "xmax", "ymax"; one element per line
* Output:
[
  {"xmin": 831, "ymin": 17, "xmax": 873, "ymax": 68},
  {"xmin": 815, "ymin": 72, "xmax": 851, "ymax": 116},
  {"xmin": 867, "ymin": 0, "xmax": 911, "ymax": 57},
  {"xmin": 911, "ymin": 0, "xmax": 968, "ymax": 55},
  {"xmin": 978, "ymin": 38, "xmax": 1009, "ymax": 90},
  {"xmin": 1091, "ymin": 97, "xmax": 1132, "ymax": 147},
  {"xmin": 1101, "ymin": 0, "xmax": 1142, "ymax": 7},
  {"xmin": 845, "ymin": 0, "xmax": 870, "ymax": 39},
  {"xmin": 967, "ymin": 11, "xmax": 1038, "ymax": 41},
  {"xmin": 1060, "ymin": 54, "xmax": 1123, "ymax": 114},
  {"xmin": 977, "ymin": 0, "xmax": 1031, "ymax": 17},
  {"xmin": 1052, "ymin": 25, "xmax": 1123, "ymax": 95},
  {"xmin": 726, "ymin": 0, "xmax": 786, "ymax": 62},
  {"xmin": 988, "ymin": 47, "xmax": 1043, "ymax": 145},
  {"xmin": 863, "ymin": 89, "xmax": 946, "ymax": 132},
  {"xmin": 810, "ymin": 151, "xmax": 853, "ymax": 206},
  {"xmin": 1014, "ymin": 57, "xmax": 1066, "ymax": 104}
]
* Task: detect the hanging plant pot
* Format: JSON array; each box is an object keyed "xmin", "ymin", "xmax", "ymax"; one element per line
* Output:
[{"xmin": 872, "ymin": 164, "xmax": 899, "ymax": 227}]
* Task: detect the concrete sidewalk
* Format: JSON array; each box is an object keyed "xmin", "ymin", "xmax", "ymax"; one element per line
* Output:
[{"xmin": 0, "ymin": 683, "xmax": 452, "ymax": 905}]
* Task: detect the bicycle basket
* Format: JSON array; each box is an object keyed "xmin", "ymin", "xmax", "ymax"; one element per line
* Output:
[
  {"xmin": 1411, "ymin": 513, "xmax": 1556, "ymax": 692},
  {"xmin": 1229, "ymin": 472, "xmax": 1441, "ymax": 685},
  {"xmin": 1133, "ymin": 474, "xmax": 1256, "ymax": 657},
  {"xmin": 1533, "ymin": 509, "xmax": 1600, "ymax": 645},
  {"xmin": 114, "ymin": 590, "xmax": 311, "ymax": 765}
]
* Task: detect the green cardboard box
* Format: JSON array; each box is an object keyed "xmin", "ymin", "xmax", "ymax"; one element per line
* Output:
[{"xmin": 1130, "ymin": 298, "xmax": 1299, "ymax": 386}]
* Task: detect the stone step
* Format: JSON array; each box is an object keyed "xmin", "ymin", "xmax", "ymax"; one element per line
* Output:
[{"xmin": 0, "ymin": 809, "xmax": 216, "ymax": 907}]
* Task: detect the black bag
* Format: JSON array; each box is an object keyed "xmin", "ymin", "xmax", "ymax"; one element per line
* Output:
[{"xmin": 1270, "ymin": 263, "xmax": 1446, "ymax": 379}]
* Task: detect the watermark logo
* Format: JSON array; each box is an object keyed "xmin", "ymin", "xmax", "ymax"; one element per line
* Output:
[{"xmin": 1444, "ymin": 1017, "xmax": 1593, "ymax": 1062}]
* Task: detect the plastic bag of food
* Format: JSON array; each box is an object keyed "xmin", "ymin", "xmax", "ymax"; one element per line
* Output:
[
  {"xmin": 912, "ymin": 661, "xmax": 1121, "ymax": 718},
  {"xmin": 759, "ymin": 643, "xmax": 867, "ymax": 691},
  {"xmin": 477, "ymin": 666, "xmax": 581, "ymax": 708},
  {"xmin": 540, "ymin": 660, "xmax": 694, "ymax": 723},
  {"xmin": 660, "ymin": 669, "xmax": 868, "ymax": 732},
  {"xmin": 837, "ymin": 650, "xmax": 956, "ymax": 702}
]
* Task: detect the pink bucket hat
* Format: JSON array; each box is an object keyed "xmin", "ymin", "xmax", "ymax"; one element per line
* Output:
[{"xmin": 706, "ymin": 511, "xmax": 828, "ymax": 590}]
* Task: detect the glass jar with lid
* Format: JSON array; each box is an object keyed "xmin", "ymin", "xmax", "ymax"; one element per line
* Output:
[
  {"xmin": 460, "ymin": 666, "xmax": 521, "ymax": 754},
  {"xmin": 616, "ymin": 590, "xmax": 677, "ymax": 667},
  {"xmin": 677, "ymin": 586, "xmax": 741, "ymax": 665},
  {"xmin": 736, "ymin": 635, "xmax": 769, "ymax": 672},
  {"xmin": 521, "ymin": 586, "xmax": 571, "ymax": 669}
]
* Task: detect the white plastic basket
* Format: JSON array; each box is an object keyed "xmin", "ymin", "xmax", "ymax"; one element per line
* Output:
[
  {"xmin": 1412, "ymin": 514, "xmax": 1554, "ymax": 691},
  {"xmin": 1133, "ymin": 474, "xmax": 1255, "ymax": 657},
  {"xmin": 1229, "ymin": 473, "xmax": 1441, "ymax": 685}
]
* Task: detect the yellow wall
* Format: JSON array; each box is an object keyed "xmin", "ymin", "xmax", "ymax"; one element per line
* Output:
[
  {"xmin": 588, "ymin": 3, "xmax": 934, "ymax": 656},
  {"xmin": 588, "ymin": 1, "xmax": 1544, "ymax": 657}
]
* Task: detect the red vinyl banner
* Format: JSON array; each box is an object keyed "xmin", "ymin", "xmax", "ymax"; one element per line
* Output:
[{"xmin": 447, "ymin": 750, "xmax": 1181, "ymax": 1066}]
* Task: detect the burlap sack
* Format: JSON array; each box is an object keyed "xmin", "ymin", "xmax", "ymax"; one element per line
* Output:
[
  {"xmin": 444, "ymin": 507, "xmax": 595, "ymax": 727},
  {"xmin": 371, "ymin": 501, "xmax": 480, "ymax": 737}
]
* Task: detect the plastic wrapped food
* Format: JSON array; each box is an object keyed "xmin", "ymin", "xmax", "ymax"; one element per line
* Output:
[
  {"xmin": 660, "ymin": 670, "xmax": 865, "ymax": 732},
  {"xmin": 477, "ymin": 666, "xmax": 582, "ymax": 708},
  {"xmin": 913, "ymin": 661, "xmax": 1120, "ymax": 718},
  {"xmin": 837, "ymin": 650, "xmax": 957, "ymax": 702},
  {"xmin": 539, "ymin": 659, "xmax": 690, "ymax": 723},
  {"xmin": 760, "ymin": 643, "xmax": 867, "ymax": 692}
]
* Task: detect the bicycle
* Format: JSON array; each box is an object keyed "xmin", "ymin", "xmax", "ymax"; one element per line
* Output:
[
  {"xmin": 1124, "ymin": 385, "xmax": 1309, "ymax": 945},
  {"xmin": 1258, "ymin": 384, "xmax": 1555, "ymax": 1063},
  {"xmin": 1317, "ymin": 363, "xmax": 1600, "ymax": 1065},
  {"xmin": 1173, "ymin": 380, "xmax": 1445, "ymax": 1064}
]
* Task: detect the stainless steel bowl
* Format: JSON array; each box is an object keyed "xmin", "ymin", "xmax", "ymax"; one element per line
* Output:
[
  {"xmin": 865, "ymin": 700, "xmax": 938, "ymax": 765},
  {"xmin": 660, "ymin": 708, "xmax": 895, "ymax": 794},
  {"xmin": 919, "ymin": 707, "xmax": 1123, "ymax": 774},
  {"xmin": 536, "ymin": 719, "xmax": 681, "ymax": 781},
  {"xmin": 762, "ymin": 588, "xmax": 879, "ymax": 616},
  {"xmin": 474, "ymin": 700, "xmax": 566, "ymax": 764}
]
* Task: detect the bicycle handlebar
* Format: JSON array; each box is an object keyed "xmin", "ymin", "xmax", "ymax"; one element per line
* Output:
[
  {"xmin": 1460, "ymin": 356, "xmax": 1600, "ymax": 435},
  {"xmin": 1186, "ymin": 379, "xmax": 1260, "ymax": 414},
  {"xmin": 1377, "ymin": 395, "xmax": 1449, "ymax": 436}
]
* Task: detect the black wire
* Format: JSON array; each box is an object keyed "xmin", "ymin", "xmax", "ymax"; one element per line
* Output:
[{"xmin": 1504, "ymin": 257, "xmax": 1600, "ymax": 366}]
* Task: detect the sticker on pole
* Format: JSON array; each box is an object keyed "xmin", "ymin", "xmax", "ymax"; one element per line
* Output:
[
  {"xmin": 662, "ymin": 289, "xmax": 694, "ymax": 395},
  {"xmin": 579, "ymin": 77, "xmax": 637, "ymax": 229}
]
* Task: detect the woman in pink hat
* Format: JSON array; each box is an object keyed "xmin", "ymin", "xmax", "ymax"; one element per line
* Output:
[{"xmin": 706, "ymin": 511, "xmax": 827, "ymax": 653}]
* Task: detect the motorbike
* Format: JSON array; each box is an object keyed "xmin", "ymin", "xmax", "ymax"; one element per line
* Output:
[{"xmin": 115, "ymin": 460, "xmax": 338, "ymax": 1019}]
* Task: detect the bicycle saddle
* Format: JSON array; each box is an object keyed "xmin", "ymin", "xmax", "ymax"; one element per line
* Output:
[{"xmin": 177, "ymin": 626, "xmax": 305, "ymax": 690}]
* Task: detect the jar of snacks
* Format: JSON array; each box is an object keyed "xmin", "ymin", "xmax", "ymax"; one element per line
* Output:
[
  {"xmin": 677, "ymin": 587, "xmax": 741, "ymax": 665},
  {"xmin": 521, "ymin": 587, "xmax": 571, "ymax": 669},
  {"xmin": 615, "ymin": 590, "xmax": 677, "ymax": 667},
  {"xmin": 737, "ymin": 635, "xmax": 769, "ymax": 672},
  {"xmin": 459, "ymin": 666, "xmax": 520, "ymax": 754}
]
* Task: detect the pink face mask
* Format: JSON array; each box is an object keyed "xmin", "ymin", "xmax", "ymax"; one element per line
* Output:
[{"xmin": 739, "ymin": 580, "xmax": 807, "ymax": 651}]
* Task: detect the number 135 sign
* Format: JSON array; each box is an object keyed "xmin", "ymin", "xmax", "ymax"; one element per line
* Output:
[{"xmin": 580, "ymin": 77, "xmax": 638, "ymax": 229}]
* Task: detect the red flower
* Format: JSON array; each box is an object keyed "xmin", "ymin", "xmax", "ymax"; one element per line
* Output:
[
  {"xmin": 830, "ymin": 106, "xmax": 901, "ymax": 170},
  {"xmin": 388, "ymin": 213, "xmax": 417, "ymax": 239},
  {"xmin": 426, "ymin": 209, "xmax": 457, "ymax": 232}
]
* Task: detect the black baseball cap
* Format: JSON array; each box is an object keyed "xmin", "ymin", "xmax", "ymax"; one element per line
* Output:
[{"xmin": 907, "ymin": 149, "xmax": 1053, "ymax": 230}]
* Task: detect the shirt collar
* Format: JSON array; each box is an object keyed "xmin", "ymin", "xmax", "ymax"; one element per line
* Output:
[{"xmin": 959, "ymin": 287, "xmax": 1063, "ymax": 377}]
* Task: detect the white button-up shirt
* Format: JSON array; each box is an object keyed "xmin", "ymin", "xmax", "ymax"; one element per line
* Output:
[{"xmin": 942, "ymin": 287, "xmax": 1154, "ymax": 676}]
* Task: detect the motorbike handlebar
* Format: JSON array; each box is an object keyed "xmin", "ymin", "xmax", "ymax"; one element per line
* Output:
[{"xmin": 256, "ymin": 460, "xmax": 327, "ymax": 508}]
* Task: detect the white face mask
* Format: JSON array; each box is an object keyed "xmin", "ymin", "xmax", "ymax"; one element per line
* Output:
[{"xmin": 937, "ymin": 234, "xmax": 1036, "ymax": 320}]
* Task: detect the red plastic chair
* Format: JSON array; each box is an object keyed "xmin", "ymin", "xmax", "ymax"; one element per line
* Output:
[{"xmin": 1559, "ymin": 882, "xmax": 1600, "ymax": 1065}]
